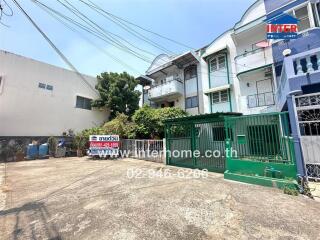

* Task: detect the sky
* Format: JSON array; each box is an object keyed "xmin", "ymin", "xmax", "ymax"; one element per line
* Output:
[{"xmin": 0, "ymin": 0, "xmax": 256, "ymax": 77}]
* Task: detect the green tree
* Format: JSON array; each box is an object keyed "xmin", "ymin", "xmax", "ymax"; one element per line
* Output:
[
  {"xmin": 133, "ymin": 105, "xmax": 188, "ymax": 139},
  {"xmin": 92, "ymin": 72, "xmax": 141, "ymax": 119},
  {"xmin": 132, "ymin": 105, "xmax": 156, "ymax": 139},
  {"xmin": 102, "ymin": 113, "xmax": 136, "ymax": 139},
  {"xmin": 153, "ymin": 107, "xmax": 188, "ymax": 138}
]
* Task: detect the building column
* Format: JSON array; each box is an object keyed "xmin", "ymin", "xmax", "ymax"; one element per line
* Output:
[
  {"xmin": 286, "ymin": 92, "xmax": 306, "ymax": 176},
  {"xmin": 306, "ymin": 56, "xmax": 314, "ymax": 73},
  {"xmin": 296, "ymin": 58, "xmax": 303, "ymax": 75}
]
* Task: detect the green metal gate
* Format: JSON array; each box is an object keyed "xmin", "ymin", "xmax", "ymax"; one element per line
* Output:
[
  {"xmin": 224, "ymin": 112, "xmax": 297, "ymax": 185},
  {"xmin": 164, "ymin": 113, "xmax": 241, "ymax": 172}
]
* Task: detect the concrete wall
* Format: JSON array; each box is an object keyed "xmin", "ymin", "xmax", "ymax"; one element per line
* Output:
[{"xmin": 0, "ymin": 50, "xmax": 109, "ymax": 136}]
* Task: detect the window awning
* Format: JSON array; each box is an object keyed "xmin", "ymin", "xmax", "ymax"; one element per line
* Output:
[
  {"xmin": 204, "ymin": 84, "xmax": 231, "ymax": 95},
  {"xmin": 136, "ymin": 75, "xmax": 154, "ymax": 86},
  {"xmin": 172, "ymin": 51, "xmax": 200, "ymax": 68}
]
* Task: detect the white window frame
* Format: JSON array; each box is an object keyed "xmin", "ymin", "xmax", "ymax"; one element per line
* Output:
[
  {"xmin": 209, "ymin": 54, "xmax": 226, "ymax": 73},
  {"xmin": 186, "ymin": 96, "xmax": 198, "ymax": 109},
  {"xmin": 313, "ymin": 2, "xmax": 320, "ymax": 27},
  {"xmin": 211, "ymin": 90, "xmax": 229, "ymax": 104},
  {"xmin": 285, "ymin": 2, "xmax": 315, "ymax": 33}
]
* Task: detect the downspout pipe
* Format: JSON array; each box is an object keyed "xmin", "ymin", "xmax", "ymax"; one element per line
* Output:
[{"xmin": 286, "ymin": 90, "xmax": 306, "ymax": 176}]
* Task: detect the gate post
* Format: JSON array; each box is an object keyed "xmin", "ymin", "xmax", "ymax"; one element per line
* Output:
[
  {"xmin": 163, "ymin": 138, "xmax": 166, "ymax": 165},
  {"xmin": 191, "ymin": 123, "xmax": 196, "ymax": 167},
  {"xmin": 286, "ymin": 93, "xmax": 306, "ymax": 176}
]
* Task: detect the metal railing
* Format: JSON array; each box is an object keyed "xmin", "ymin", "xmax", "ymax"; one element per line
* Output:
[
  {"xmin": 225, "ymin": 112, "xmax": 295, "ymax": 164},
  {"xmin": 247, "ymin": 92, "xmax": 275, "ymax": 108},
  {"xmin": 234, "ymin": 46, "xmax": 271, "ymax": 60},
  {"xmin": 120, "ymin": 139, "xmax": 165, "ymax": 163},
  {"xmin": 294, "ymin": 93, "xmax": 320, "ymax": 180},
  {"xmin": 150, "ymin": 77, "xmax": 183, "ymax": 89}
]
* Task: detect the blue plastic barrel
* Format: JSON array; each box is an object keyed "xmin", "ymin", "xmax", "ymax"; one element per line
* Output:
[
  {"xmin": 39, "ymin": 143, "xmax": 49, "ymax": 158},
  {"xmin": 26, "ymin": 144, "xmax": 38, "ymax": 159}
]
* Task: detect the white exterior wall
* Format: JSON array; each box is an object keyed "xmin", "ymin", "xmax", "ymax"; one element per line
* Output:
[
  {"xmin": 200, "ymin": 0, "xmax": 277, "ymax": 116},
  {"xmin": 202, "ymin": 31, "xmax": 240, "ymax": 113},
  {"xmin": 0, "ymin": 50, "xmax": 109, "ymax": 136},
  {"xmin": 146, "ymin": 56, "xmax": 203, "ymax": 115}
]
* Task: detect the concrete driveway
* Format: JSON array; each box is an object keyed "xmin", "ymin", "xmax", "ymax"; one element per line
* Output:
[{"xmin": 0, "ymin": 157, "xmax": 320, "ymax": 240}]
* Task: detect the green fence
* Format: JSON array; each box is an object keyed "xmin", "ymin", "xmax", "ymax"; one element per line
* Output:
[
  {"xmin": 165, "ymin": 113, "xmax": 241, "ymax": 172},
  {"xmin": 224, "ymin": 112, "xmax": 297, "ymax": 187},
  {"xmin": 165, "ymin": 112, "xmax": 298, "ymax": 188}
]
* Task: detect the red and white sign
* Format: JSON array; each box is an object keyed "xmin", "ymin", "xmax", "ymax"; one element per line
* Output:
[
  {"xmin": 89, "ymin": 135, "xmax": 120, "ymax": 156},
  {"xmin": 89, "ymin": 141, "xmax": 119, "ymax": 148}
]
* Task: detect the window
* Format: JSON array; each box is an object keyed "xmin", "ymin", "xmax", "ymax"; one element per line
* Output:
[
  {"xmin": 38, "ymin": 82, "xmax": 46, "ymax": 89},
  {"xmin": 209, "ymin": 55, "xmax": 226, "ymax": 72},
  {"xmin": 38, "ymin": 82, "xmax": 54, "ymax": 91},
  {"xmin": 184, "ymin": 66, "xmax": 197, "ymax": 80},
  {"xmin": 212, "ymin": 127, "xmax": 233, "ymax": 141},
  {"xmin": 218, "ymin": 56, "xmax": 226, "ymax": 69},
  {"xmin": 76, "ymin": 96, "xmax": 92, "ymax": 110},
  {"xmin": 211, "ymin": 90, "xmax": 229, "ymax": 104},
  {"xmin": 186, "ymin": 96, "xmax": 198, "ymax": 109},
  {"xmin": 209, "ymin": 58, "xmax": 217, "ymax": 72},
  {"xmin": 315, "ymin": 3, "xmax": 320, "ymax": 27},
  {"xmin": 288, "ymin": 5, "xmax": 311, "ymax": 32}
]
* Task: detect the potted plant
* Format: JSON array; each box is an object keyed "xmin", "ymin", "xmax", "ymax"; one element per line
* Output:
[
  {"xmin": 74, "ymin": 134, "xmax": 87, "ymax": 157},
  {"xmin": 15, "ymin": 144, "xmax": 25, "ymax": 161},
  {"xmin": 48, "ymin": 136, "xmax": 57, "ymax": 157}
]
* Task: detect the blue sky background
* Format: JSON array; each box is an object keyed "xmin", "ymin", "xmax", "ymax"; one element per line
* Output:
[{"xmin": 0, "ymin": 0, "xmax": 256, "ymax": 77}]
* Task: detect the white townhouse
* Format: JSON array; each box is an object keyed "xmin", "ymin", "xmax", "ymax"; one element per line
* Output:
[
  {"xmin": 139, "ymin": 0, "xmax": 277, "ymax": 116},
  {"xmin": 202, "ymin": 0, "xmax": 276, "ymax": 115},
  {"xmin": 137, "ymin": 51, "xmax": 205, "ymax": 115},
  {"xmin": 0, "ymin": 50, "xmax": 109, "ymax": 136}
]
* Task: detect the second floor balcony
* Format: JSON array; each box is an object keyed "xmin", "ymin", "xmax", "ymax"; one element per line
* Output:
[
  {"xmin": 235, "ymin": 47, "xmax": 273, "ymax": 74},
  {"xmin": 148, "ymin": 78, "xmax": 184, "ymax": 101},
  {"xmin": 247, "ymin": 92, "xmax": 275, "ymax": 108},
  {"xmin": 276, "ymin": 47, "xmax": 320, "ymax": 111}
]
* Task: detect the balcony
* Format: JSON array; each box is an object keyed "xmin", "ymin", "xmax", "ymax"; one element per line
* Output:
[
  {"xmin": 276, "ymin": 47, "xmax": 320, "ymax": 111},
  {"xmin": 247, "ymin": 92, "xmax": 275, "ymax": 108},
  {"xmin": 148, "ymin": 79, "xmax": 184, "ymax": 101},
  {"xmin": 238, "ymin": 93, "xmax": 276, "ymax": 115},
  {"xmin": 235, "ymin": 47, "xmax": 273, "ymax": 74}
]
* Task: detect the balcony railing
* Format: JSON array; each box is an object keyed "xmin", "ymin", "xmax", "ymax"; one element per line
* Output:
[
  {"xmin": 235, "ymin": 47, "xmax": 273, "ymax": 74},
  {"xmin": 276, "ymin": 47, "xmax": 320, "ymax": 110},
  {"xmin": 247, "ymin": 92, "xmax": 275, "ymax": 108},
  {"xmin": 148, "ymin": 78, "xmax": 184, "ymax": 101}
]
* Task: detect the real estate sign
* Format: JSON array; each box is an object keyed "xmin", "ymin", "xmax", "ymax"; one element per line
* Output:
[{"xmin": 89, "ymin": 135, "xmax": 120, "ymax": 157}]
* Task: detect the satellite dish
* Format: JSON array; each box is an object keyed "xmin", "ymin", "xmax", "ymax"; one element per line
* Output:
[
  {"xmin": 256, "ymin": 41, "xmax": 270, "ymax": 48},
  {"xmin": 282, "ymin": 49, "xmax": 292, "ymax": 57}
]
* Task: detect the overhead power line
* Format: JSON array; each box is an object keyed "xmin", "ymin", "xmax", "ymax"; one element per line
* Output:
[
  {"xmin": 55, "ymin": 0, "xmax": 154, "ymax": 63},
  {"xmin": 12, "ymin": 0, "xmax": 99, "ymax": 97},
  {"xmin": 33, "ymin": 0, "xmax": 143, "ymax": 75},
  {"xmin": 1, "ymin": 0, "xmax": 13, "ymax": 16},
  {"xmin": 83, "ymin": 0, "xmax": 196, "ymax": 51},
  {"xmin": 78, "ymin": 0, "xmax": 176, "ymax": 55}
]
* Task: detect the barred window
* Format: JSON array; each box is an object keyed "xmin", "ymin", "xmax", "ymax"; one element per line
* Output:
[
  {"xmin": 211, "ymin": 90, "xmax": 229, "ymax": 104},
  {"xmin": 209, "ymin": 55, "xmax": 226, "ymax": 72},
  {"xmin": 76, "ymin": 96, "xmax": 92, "ymax": 110}
]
